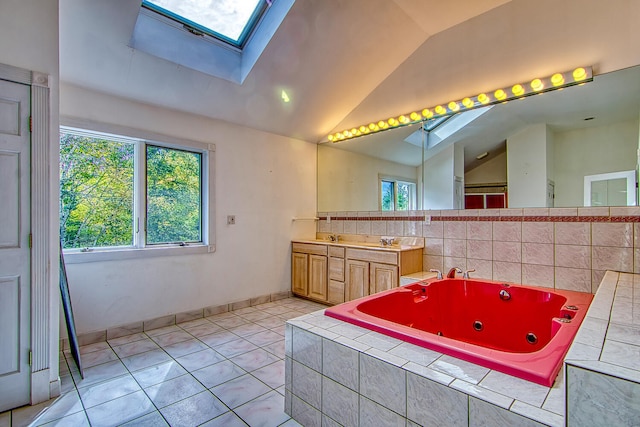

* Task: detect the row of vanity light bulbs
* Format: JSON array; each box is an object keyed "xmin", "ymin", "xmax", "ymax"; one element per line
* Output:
[{"xmin": 327, "ymin": 67, "xmax": 592, "ymax": 143}]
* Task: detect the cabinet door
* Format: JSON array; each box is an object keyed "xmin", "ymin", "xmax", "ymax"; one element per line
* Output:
[
  {"xmin": 345, "ymin": 259, "xmax": 369, "ymax": 301},
  {"xmin": 328, "ymin": 280, "xmax": 345, "ymax": 304},
  {"xmin": 308, "ymin": 255, "xmax": 328, "ymax": 301},
  {"xmin": 370, "ymin": 262, "xmax": 398, "ymax": 295},
  {"xmin": 291, "ymin": 252, "xmax": 308, "ymax": 296},
  {"xmin": 329, "ymin": 256, "xmax": 345, "ymax": 281}
]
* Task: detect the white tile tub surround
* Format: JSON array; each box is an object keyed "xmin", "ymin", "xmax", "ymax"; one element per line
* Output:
[
  {"xmin": 286, "ymin": 270, "xmax": 640, "ymax": 426},
  {"xmin": 285, "ymin": 316, "xmax": 564, "ymax": 427},
  {"xmin": 565, "ymin": 270, "xmax": 640, "ymax": 426}
]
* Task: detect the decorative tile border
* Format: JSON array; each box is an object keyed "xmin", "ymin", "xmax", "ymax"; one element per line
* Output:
[{"xmin": 319, "ymin": 215, "xmax": 640, "ymax": 223}]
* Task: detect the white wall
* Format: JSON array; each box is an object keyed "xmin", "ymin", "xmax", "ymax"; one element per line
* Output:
[
  {"xmin": 465, "ymin": 151, "xmax": 507, "ymax": 185},
  {"xmin": 317, "ymin": 144, "xmax": 419, "ymax": 212},
  {"xmin": 507, "ymin": 124, "xmax": 551, "ymax": 208},
  {"xmin": 0, "ymin": 0, "xmax": 60, "ymax": 403},
  {"xmin": 424, "ymin": 145, "xmax": 455, "ymax": 209},
  {"xmin": 554, "ymin": 118, "xmax": 639, "ymax": 207},
  {"xmin": 60, "ymin": 84, "xmax": 317, "ymax": 333}
]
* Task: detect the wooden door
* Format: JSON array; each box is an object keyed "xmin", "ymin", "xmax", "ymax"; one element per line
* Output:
[
  {"xmin": 291, "ymin": 252, "xmax": 308, "ymax": 296},
  {"xmin": 0, "ymin": 79, "xmax": 31, "ymax": 411},
  {"xmin": 345, "ymin": 259, "xmax": 368, "ymax": 301},
  {"xmin": 307, "ymin": 255, "xmax": 328, "ymax": 301},
  {"xmin": 370, "ymin": 262, "xmax": 398, "ymax": 295}
]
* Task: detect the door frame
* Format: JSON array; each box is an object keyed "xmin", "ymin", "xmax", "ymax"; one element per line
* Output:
[{"xmin": 0, "ymin": 62, "xmax": 56, "ymax": 405}]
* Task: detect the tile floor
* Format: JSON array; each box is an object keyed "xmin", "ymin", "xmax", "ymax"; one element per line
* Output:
[{"xmin": 1, "ymin": 297, "xmax": 326, "ymax": 427}]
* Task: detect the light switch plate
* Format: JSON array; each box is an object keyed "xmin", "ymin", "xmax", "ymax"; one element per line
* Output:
[{"xmin": 227, "ymin": 215, "xmax": 236, "ymax": 225}]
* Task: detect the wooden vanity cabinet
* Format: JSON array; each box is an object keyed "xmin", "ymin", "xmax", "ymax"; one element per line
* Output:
[
  {"xmin": 328, "ymin": 246, "xmax": 346, "ymax": 304},
  {"xmin": 292, "ymin": 241, "xmax": 423, "ymax": 304},
  {"xmin": 345, "ymin": 247, "xmax": 421, "ymax": 299},
  {"xmin": 291, "ymin": 243, "xmax": 328, "ymax": 302}
]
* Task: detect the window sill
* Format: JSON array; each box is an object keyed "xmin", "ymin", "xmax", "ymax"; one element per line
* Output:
[{"xmin": 63, "ymin": 244, "xmax": 215, "ymax": 264}]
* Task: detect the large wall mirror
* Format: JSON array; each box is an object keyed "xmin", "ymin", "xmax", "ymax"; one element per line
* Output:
[{"xmin": 318, "ymin": 65, "xmax": 640, "ymax": 212}]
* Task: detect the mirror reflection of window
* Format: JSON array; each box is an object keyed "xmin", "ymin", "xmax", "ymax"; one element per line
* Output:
[
  {"xmin": 380, "ymin": 177, "xmax": 416, "ymax": 211},
  {"xmin": 584, "ymin": 170, "xmax": 636, "ymax": 207}
]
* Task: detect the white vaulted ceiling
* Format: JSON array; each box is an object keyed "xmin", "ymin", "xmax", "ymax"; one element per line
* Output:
[{"xmin": 59, "ymin": 0, "xmax": 510, "ymax": 142}]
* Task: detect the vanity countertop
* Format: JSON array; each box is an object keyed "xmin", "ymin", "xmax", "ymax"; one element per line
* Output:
[{"xmin": 292, "ymin": 235, "xmax": 424, "ymax": 252}]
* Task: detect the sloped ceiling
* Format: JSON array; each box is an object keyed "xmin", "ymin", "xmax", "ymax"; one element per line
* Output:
[{"xmin": 59, "ymin": 0, "xmax": 510, "ymax": 142}]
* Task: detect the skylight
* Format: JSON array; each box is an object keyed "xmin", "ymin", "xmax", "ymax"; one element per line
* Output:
[
  {"xmin": 142, "ymin": 0, "xmax": 268, "ymax": 48},
  {"xmin": 131, "ymin": 0, "xmax": 294, "ymax": 83}
]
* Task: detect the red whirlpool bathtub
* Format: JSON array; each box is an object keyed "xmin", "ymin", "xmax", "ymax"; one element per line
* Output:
[{"xmin": 325, "ymin": 278, "xmax": 593, "ymax": 386}]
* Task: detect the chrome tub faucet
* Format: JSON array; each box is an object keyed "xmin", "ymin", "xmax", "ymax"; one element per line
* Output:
[
  {"xmin": 429, "ymin": 269, "xmax": 443, "ymax": 280},
  {"xmin": 447, "ymin": 267, "xmax": 462, "ymax": 278}
]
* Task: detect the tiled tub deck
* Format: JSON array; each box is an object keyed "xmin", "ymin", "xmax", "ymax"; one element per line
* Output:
[{"xmin": 284, "ymin": 271, "xmax": 640, "ymax": 427}]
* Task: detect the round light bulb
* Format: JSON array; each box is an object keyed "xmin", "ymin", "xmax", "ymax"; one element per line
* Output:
[
  {"xmin": 494, "ymin": 89, "xmax": 507, "ymax": 101},
  {"xmin": 422, "ymin": 109, "xmax": 433, "ymax": 118},
  {"xmin": 359, "ymin": 126, "xmax": 367, "ymax": 133},
  {"xmin": 337, "ymin": 133, "xmax": 345, "ymax": 140},
  {"xmin": 398, "ymin": 115, "xmax": 409, "ymax": 124},
  {"xmin": 573, "ymin": 67, "xmax": 587, "ymax": 81},
  {"xmin": 388, "ymin": 118, "xmax": 398, "ymax": 126},
  {"xmin": 369, "ymin": 123, "xmax": 377, "ymax": 131},
  {"xmin": 435, "ymin": 105, "xmax": 446, "ymax": 115},
  {"xmin": 410, "ymin": 112, "xmax": 420, "ymax": 121},
  {"xmin": 343, "ymin": 130, "xmax": 351, "ymax": 137},
  {"xmin": 477, "ymin": 93, "xmax": 489, "ymax": 104},
  {"xmin": 551, "ymin": 73, "xmax": 565, "ymax": 87},
  {"xmin": 512, "ymin": 84, "xmax": 525, "ymax": 97},
  {"xmin": 448, "ymin": 101, "xmax": 460, "ymax": 112},
  {"xmin": 328, "ymin": 134, "xmax": 335, "ymax": 142},
  {"xmin": 462, "ymin": 97, "xmax": 474, "ymax": 108},
  {"xmin": 530, "ymin": 78, "xmax": 544, "ymax": 91}
]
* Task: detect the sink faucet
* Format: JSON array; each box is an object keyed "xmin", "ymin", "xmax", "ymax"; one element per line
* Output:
[
  {"xmin": 463, "ymin": 268, "xmax": 475, "ymax": 279},
  {"xmin": 380, "ymin": 237, "xmax": 395, "ymax": 246},
  {"xmin": 447, "ymin": 267, "xmax": 462, "ymax": 278},
  {"xmin": 429, "ymin": 269, "xmax": 443, "ymax": 280}
]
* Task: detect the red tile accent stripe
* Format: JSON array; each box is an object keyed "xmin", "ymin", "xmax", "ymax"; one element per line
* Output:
[{"xmin": 317, "ymin": 215, "xmax": 640, "ymax": 223}]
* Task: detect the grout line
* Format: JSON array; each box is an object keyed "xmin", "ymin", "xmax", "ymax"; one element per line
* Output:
[{"xmin": 49, "ymin": 297, "xmax": 320, "ymax": 427}]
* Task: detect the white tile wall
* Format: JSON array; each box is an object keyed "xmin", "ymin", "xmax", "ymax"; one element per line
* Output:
[{"xmin": 319, "ymin": 208, "xmax": 640, "ymax": 291}]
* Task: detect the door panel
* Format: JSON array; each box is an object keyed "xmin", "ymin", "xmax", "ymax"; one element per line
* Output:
[
  {"xmin": 0, "ymin": 152, "xmax": 20, "ymax": 247},
  {"xmin": 370, "ymin": 262, "xmax": 398, "ymax": 295},
  {"xmin": 345, "ymin": 259, "xmax": 368, "ymax": 301},
  {"xmin": 308, "ymin": 255, "xmax": 327, "ymax": 301},
  {"xmin": 0, "ymin": 79, "xmax": 31, "ymax": 412},
  {"xmin": 291, "ymin": 252, "xmax": 308, "ymax": 296},
  {"xmin": 0, "ymin": 277, "xmax": 20, "ymax": 374}
]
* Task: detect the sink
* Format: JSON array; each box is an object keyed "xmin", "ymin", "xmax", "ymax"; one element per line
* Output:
[{"xmin": 304, "ymin": 237, "xmax": 423, "ymax": 251}]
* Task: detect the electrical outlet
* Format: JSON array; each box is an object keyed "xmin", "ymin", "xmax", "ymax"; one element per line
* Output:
[
  {"xmin": 227, "ymin": 215, "xmax": 236, "ymax": 225},
  {"xmin": 424, "ymin": 215, "xmax": 431, "ymax": 225}
]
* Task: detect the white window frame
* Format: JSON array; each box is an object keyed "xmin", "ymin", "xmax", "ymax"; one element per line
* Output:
[
  {"xmin": 379, "ymin": 175, "xmax": 417, "ymax": 211},
  {"xmin": 60, "ymin": 121, "xmax": 215, "ymax": 264},
  {"xmin": 130, "ymin": 0, "xmax": 295, "ymax": 84},
  {"xmin": 584, "ymin": 170, "xmax": 636, "ymax": 207}
]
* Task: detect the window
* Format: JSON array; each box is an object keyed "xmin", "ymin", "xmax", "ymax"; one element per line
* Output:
[
  {"xmin": 131, "ymin": 0, "xmax": 294, "ymax": 84},
  {"xmin": 60, "ymin": 127, "xmax": 212, "ymax": 259},
  {"xmin": 380, "ymin": 177, "xmax": 417, "ymax": 211},
  {"xmin": 142, "ymin": 0, "xmax": 268, "ymax": 48}
]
